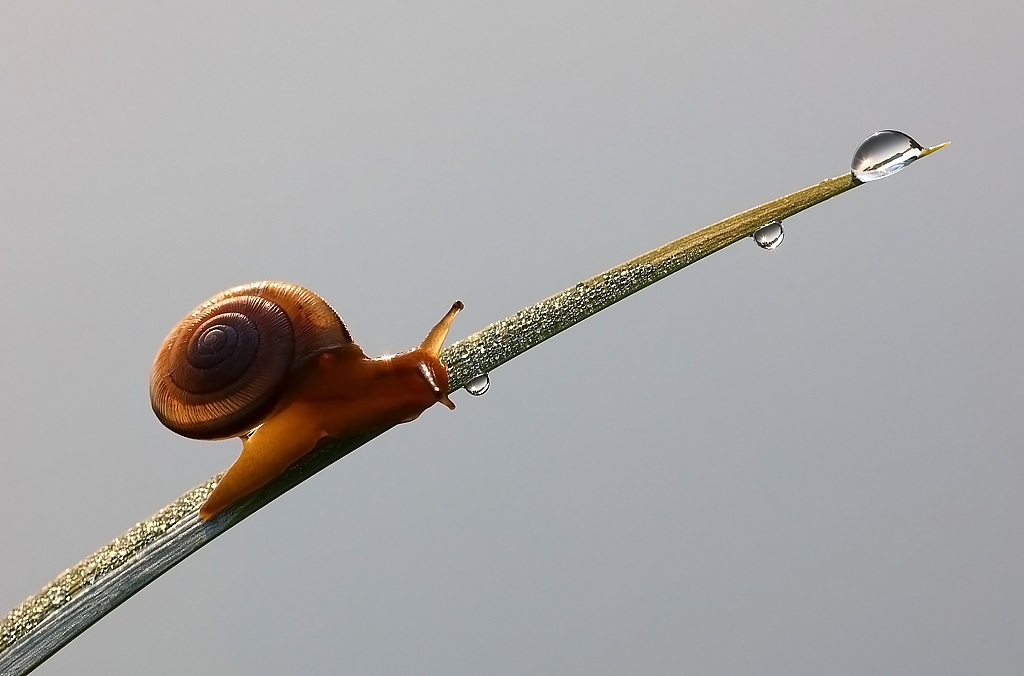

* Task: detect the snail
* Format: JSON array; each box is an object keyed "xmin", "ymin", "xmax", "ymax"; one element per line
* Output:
[{"xmin": 150, "ymin": 282, "xmax": 463, "ymax": 520}]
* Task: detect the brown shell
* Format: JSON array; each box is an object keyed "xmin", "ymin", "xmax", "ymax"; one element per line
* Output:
[{"xmin": 150, "ymin": 282, "xmax": 353, "ymax": 440}]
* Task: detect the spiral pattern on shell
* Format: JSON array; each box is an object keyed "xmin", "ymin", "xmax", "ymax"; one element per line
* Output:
[{"xmin": 150, "ymin": 282, "xmax": 353, "ymax": 440}]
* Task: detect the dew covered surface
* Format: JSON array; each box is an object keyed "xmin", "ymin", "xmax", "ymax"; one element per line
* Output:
[
  {"xmin": 1, "ymin": 174, "xmax": 856, "ymax": 671},
  {"xmin": 0, "ymin": 3, "xmax": 1020, "ymax": 676}
]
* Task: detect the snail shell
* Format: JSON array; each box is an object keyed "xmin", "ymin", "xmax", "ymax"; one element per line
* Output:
[{"xmin": 150, "ymin": 282, "xmax": 353, "ymax": 440}]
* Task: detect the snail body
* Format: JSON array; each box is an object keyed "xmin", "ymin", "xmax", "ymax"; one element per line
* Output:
[{"xmin": 150, "ymin": 282, "xmax": 463, "ymax": 520}]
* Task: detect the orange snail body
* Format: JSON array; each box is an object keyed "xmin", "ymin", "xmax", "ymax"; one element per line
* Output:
[{"xmin": 150, "ymin": 282, "xmax": 463, "ymax": 520}]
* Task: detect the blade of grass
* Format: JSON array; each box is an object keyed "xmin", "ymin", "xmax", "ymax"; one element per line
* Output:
[{"xmin": 0, "ymin": 144, "xmax": 946, "ymax": 675}]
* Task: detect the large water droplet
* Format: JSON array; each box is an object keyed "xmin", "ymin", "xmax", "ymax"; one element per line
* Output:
[
  {"xmin": 851, "ymin": 130, "xmax": 924, "ymax": 182},
  {"xmin": 753, "ymin": 221, "xmax": 784, "ymax": 250},
  {"xmin": 465, "ymin": 373, "xmax": 490, "ymax": 396}
]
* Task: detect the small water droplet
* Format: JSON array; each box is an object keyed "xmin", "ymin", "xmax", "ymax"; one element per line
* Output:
[
  {"xmin": 851, "ymin": 130, "xmax": 924, "ymax": 182},
  {"xmin": 752, "ymin": 221, "xmax": 784, "ymax": 250},
  {"xmin": 465, "ymin": 373, "xmax": 490, "ymax": 396}
]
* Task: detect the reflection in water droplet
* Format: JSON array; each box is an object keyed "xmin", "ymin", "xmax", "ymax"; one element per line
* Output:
[
  {"xmin": 465, "ymin": 373, "xmax": 490, "ymax": 396},
  {"xmin": 753, "ymin": 221, "xmax": 784, "ymax": 250},
  {"xmin": 851, "ymin": 130, "xmax": 923, "ymax": 182}
]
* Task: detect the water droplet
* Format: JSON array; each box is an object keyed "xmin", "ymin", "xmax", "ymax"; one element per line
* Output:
[
  {"xmin": 465, "ymin": 373, "xmax": 490, "ymax": 396},
  {"xmin": 851, "ymin": 130, "xmax": 925, "ymax": 182},
  {"xmin": 752, "ymin": 221, "xmax": 784, "ymax": 250}
]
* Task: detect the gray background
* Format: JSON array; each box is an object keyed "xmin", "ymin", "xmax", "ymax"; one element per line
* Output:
[{"xmin": 1, "ymin": 2, "xmax": 1021, "ymax": 674}]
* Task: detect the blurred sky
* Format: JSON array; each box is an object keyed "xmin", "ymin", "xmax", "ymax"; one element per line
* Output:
[{"xmin": 1, "ymin": 2, "xmax": 1021, "ymax": 675}]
